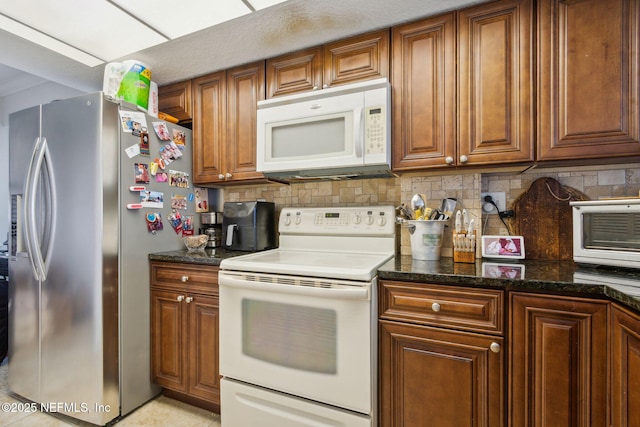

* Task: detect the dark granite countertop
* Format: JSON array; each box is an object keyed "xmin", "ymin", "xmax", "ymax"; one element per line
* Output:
[
  {"xmin": 148, "ymin": 250, "xmax": 640, "ymax": 312},
  {"xmin": 148, "ymin": 248, "xmax": 251, "ymax": 266},
  {"xmin": 378, "ymin": 256, "xmax": 640, "ymax": 312}
]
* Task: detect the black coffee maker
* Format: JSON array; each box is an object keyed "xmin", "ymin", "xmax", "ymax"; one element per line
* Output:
[{"xmin": 222, "ymin": 201, "xmax": 276, "ymax": 251}]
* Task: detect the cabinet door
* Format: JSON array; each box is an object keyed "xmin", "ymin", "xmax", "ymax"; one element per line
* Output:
[
  {"xmin": 458, "ymin": 0, "xmax": 534, "ymax": 165},
  {"xmin": 611, "ymin": 304, "xmax": 640, "ymax": 427},
  {"xmin": 323, "ymin": 29, "xmax": 390, "ymax": 88},
  {"xmin": 537, "ymin": 0, "xmax": 640, "ymax": 161},
  {"xmin": 192, "ymin": 71, "xmax": 226, "ymax": 184},
  {"xmin": 509, "ymin": 293, "xmax": 608, "ymax": 427},
  {"xmin": 151, "ymin": 288, "xmax": 187, "ymax": 392},
  {"xmin": 266, "ymin": 47, "xmax": 323, "ymax": 98},
  {"xmin": 158, "ymin": 80, "xmax": 192, "ymax": 123},
  {"xmin": 379, "ymin": 320, "xmax": 504, "ymax": 427},
  {"xmin": 226, "ymin": 61, "xmax": 265, "ymax": 182},
  {"xmin": 391, "ymin": 13, "xmax": 456, "ymax": 170},
  {"xmin": 187, "ymin": 294, "xmax": 220, "ymax": 404}
]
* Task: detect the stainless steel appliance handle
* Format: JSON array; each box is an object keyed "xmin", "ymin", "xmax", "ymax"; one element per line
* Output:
[
  {"xmin": 23, "ymin": 137, "xmax": 57, "ymax": 281},
  {"xmin": 40, "ymin": 138, "xmax": 57, "ymax": 280},
  {"xmin": 220, "ymin": 273, "xmax": 370, "ymax": 300},
  {"xmin": 22, "ymin": 137, "xmax": 42, "ymax": 279}
]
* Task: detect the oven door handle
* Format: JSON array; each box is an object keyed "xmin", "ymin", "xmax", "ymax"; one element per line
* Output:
[{"xmin": 220, "ymin": 275, "xmax": 370, "ymax": 300}]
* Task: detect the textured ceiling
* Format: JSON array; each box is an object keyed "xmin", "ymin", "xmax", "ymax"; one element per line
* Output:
[{"xmin": 0, "ymin": 0, "xmax": 482, "ymax": 95}]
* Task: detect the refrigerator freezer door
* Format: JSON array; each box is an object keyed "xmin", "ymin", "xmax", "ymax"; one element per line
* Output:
[{"xmin": 8, "ymin": 106, "xmax": 43, "ymax": 404}]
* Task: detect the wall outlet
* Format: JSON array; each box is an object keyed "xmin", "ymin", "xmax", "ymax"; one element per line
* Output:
[{"xmin": 480, "ymin": 192, "xmax": 506, "ymax": 214}]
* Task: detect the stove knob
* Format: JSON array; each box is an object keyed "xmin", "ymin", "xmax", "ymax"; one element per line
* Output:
[
  {"xmin": 353, "ymin": 214, "xmax": 362, "ymax": 224},
  {"xmin": 284, "ymin": 217, "xmax": 291, "ymax": 226},
  {"xmin": 366, "ymin": 215, "xmax": 374, "ymax": 225},
  {"xmin": 294, "ymin": 216, "xmax": 302, "ymax": 225},
  {"xmin": 377, "ymin": 216, "xmax": 387, "ymax": 226}
]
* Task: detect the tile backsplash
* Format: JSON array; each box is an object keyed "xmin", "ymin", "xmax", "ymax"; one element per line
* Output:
[{"xmin": 222, "ymin": 163, "xmax": 640, "ymax": 257}]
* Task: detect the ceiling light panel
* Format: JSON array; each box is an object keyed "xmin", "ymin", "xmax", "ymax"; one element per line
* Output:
[
  {"xmin": 0, "ymin": 14, "xmax": 104, "ymax": 66},
  {"xmin": 0, "ymin": 0, "xmax": 167, "ymax": 63},
  {"xmin": 110, "ymin": 0, "xmax": 252, "ymax": 40}
]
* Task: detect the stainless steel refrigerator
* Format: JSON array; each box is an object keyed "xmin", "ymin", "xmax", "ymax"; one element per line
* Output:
[{"xmin": 7, "ymin": 92, "xmax": 197, "ymax": 425}]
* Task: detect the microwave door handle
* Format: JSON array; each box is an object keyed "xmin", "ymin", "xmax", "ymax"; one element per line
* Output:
[
  {"xmin": 226, "ymin": 224, "xmax": 237, "ymax": 246},
  {"xmin": 354, "ymin": 107, "xmax": 364, "ymax": 158}
]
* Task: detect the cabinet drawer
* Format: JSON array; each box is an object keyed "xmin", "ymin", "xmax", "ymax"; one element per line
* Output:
[
  {"xmin": 151, "ymin": 262, "xmax": 219, "ymax": 294},
  {"xmin": 379, "ymin": 280, "xmax": 504, "ymax": 334}
]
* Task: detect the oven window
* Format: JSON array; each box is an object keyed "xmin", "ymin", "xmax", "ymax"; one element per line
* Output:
[{"xmin": 242, "ymin": 299, "xmax": 337, "ymax": 374}]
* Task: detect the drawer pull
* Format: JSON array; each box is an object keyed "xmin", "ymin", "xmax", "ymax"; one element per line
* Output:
[
  {"xmin": 185, "ymin": 296, "xmax": 193, "ymax": 304},
  {"xmin": 490, "ymin": 342, "xmax": 501, "ymax": 353},
  {"xmin": 177, "ymin": 295, "xmax": 184, "ymax": 302},
  {"xmin": 431, "ymin": 302, "xmax": 441, "ymax": 312},
  {"xmin": 181, "ymin": 275, "xmax": 189, "ymax": 282}
]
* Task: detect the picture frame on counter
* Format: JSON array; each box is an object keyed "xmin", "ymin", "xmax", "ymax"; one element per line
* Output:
[{"xmin": 481, "ymin": 235, "xmax": 525, "ymax": 260}]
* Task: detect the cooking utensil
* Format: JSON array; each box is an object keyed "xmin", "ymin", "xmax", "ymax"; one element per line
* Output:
[
  {"xmin": 440, "ymin": 198, "xmax": 457, "ymax": 220},
  {"xmin": 455, "ymin": 210, "xmax": 462, "ymax": 233},
  {"xmin": 411, "ymin": 194, "xmax": 426, "ymax": 219}
]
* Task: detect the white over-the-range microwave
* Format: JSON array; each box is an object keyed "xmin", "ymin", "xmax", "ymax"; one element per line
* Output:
[
  {"xmin": 256, "ymin": 78, "xmax": 391, "ymax": 181},
  {"xmin": 572, "ymin": 199, "xmax": 640, "ymax": 268}
]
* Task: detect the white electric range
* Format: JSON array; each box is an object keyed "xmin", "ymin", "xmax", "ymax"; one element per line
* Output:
[{"xmin": 219, "ymin": 205, "xmax": 396, "ymax": 427}]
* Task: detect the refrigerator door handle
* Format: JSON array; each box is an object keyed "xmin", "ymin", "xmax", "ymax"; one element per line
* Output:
[
  {"xmin": 40, "ymin": 138, "xmax": 57, "ymax": 279},
  {"xmin": 23, "ymin": 137, "xmax": 56, "ymax": 281},
  {"xmin": 22, "ymin": 137, "xmax": 42, "ymax": 280}
]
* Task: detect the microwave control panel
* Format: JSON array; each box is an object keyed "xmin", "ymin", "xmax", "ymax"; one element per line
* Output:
[{"xmin": 365, "ymin": 105, "xmax": 386, "ymax": 155}]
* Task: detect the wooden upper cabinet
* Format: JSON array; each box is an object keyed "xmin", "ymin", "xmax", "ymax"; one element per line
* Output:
[
  {"xmin": 537, "ymin": 0, "xmax": 640, "ymax": 161},
  {"xmin": 191, "ymin": 62, "xmax": 266, "ymax": 185},
  {"xmin": 323, "ymin": 30, "xmax": 389, "ymax": 88},
  {"xmin": 458, "ymin": 0, "xmax": 534, "ymax": 166},
  {"xmin": 158, "ymin": 80, "xmax": 192, "ymax": 123},
  {"xmin": 225, "ymin": 61, "xmax": 266, "ymax": 182},
  {"xmin": 266, "ymin": 47, "xmax": 323, "ymax": 98},
  {"xmin": 192, "ymin": 71, "xmax": 226, "ymax": 184},
  {"xmin": 266, "ymin": 29, "xmax": 389, "ymax": 98},
  {"xmin": 509, "ymin": 293, "xmax": 608, "ymax": 427},
  {"xmin": 391, "ymin": 13, "xmax": 456, "ymax": 170}
]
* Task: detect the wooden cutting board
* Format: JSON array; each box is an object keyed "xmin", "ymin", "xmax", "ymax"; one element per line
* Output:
[{"xmin": 509, "ymin": 178, "xmax": 588, "ymax": 260}]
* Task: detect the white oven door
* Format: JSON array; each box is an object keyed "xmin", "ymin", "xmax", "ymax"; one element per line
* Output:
[{"xmin": 219, "ymin": 270, "xmax": 375, "ymax": 416}]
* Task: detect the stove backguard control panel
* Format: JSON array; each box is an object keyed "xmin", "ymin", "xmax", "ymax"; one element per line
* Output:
[{"xmin": 279, "ymin": 206, "xmax": 396, "ymax": 236}]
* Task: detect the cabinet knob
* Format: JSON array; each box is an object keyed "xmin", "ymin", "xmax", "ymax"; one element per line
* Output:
[
  {"xmin": 218, "ymin": 174, "xmax": 225, "ymax": 180},
  {"xmin": 490, "ymin": 342, "xmax": 501, "ymax": 353},
  {"xmin": 445, "ymin": 156, "xmax": 454, "ymax": 165},
  {"xmin": 312, "ymin": 85, "xmax": 319, "ymax": 91},
  {"xmin": 431, "ymin": 302, "xmax": 441, "ymax": 312},
  {"xmin": 185, "ymin": 296, "xmax": 193, "ymax": 304},
  {"xmin": 177, "ymin": 295, "xmax": 184, "ymax": 302},
  {"xmin": 459, "ymin": 155, "xmax": 469, "ymax": 164},
  {"xmin": 323, "ymin": 84, "xmax": 329, "ymax": 89},
  {"xmin": 225, "ymin": 172, "xmax": 233, "ymax": 179},
  {"xmin": 181, "ymin": 275, "xmax": 189, "ymax": 282}
]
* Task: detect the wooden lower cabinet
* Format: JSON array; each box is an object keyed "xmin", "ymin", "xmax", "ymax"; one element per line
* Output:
[
  {"xmin": 150, "ymin": 262, "xmax": 220, "ymax": 411},
  {"xmin": 379, "ymin": 321, "xmax": 504, "ymax": 427},
  {"xmin": 611, "ymin": 304, "xmax": 640, "ymax": 427},
  {"xmin": 509, "ymin": 292, "xmax": 608, "ymax": 427},
  {"xmin": 378, "ymin": 280, "xmax": 504, "ymax": 426}
]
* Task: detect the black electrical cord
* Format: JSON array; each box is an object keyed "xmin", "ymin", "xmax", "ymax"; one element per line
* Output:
[{"xmin": 484, "ymin": 195, "xmax": 512, "ymax": 235}]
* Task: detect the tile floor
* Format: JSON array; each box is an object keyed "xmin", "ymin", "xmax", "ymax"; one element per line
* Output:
[{"xmin": 0, "ymin": 359, "xmax": 221, "ymax": 427}]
